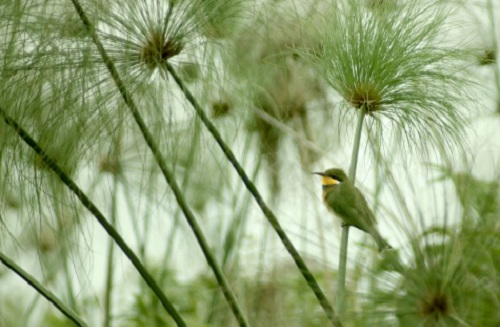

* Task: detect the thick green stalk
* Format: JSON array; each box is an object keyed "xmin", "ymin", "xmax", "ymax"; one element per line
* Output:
[
  {"xmin": 0, "ymin": 251, "xmax": 88, "ymax": 327},
  {"xmin": 166, "ymin": 63, "xmax": 342, "ymax": 327},
  {"xmin": 336, "ymin": 105, "xmax": 367, "ymax": 317},
  {"xmin": 68, "ymin": 2, "xmax": 250, "ymax": 326},
  {"xmin": 0, "ymin": 108, "xmax": 186, "ymax": 327}
]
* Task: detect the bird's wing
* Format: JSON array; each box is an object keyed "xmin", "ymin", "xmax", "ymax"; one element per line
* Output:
[
  {"xmin": 354, "ymin": 186, "xmax": 377, "ymax": 225},
  {"xmin": 327, "ymin": 184, "xmax": 389, "ymax": 250},
  {"xmin": 327, "ymin": 185, "xmax": 372, "ymax": 232}
]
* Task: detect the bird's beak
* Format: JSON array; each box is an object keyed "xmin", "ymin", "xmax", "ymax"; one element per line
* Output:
[{"xmin": 312, "ymin": 172, "xmax": 325, "ymax": 176}]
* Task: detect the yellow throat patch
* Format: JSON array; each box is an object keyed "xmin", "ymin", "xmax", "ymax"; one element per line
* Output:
[{"xmin": 321, "ymin": 176, "xmax": 339, "ymax": 186}]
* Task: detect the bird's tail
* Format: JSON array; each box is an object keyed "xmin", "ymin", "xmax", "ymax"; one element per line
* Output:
[{"xmin": 370, "ymin": 228, "xmax": 392, "ymax": 252}]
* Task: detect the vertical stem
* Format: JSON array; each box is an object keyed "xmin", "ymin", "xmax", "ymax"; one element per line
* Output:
[
  {"xmin": 348, "ymin": 105, "xmax": 366, "ymax": 181},
  {"xmin": 486, "ymin": 0, "xmax": 500, "ymax": 113},
  {"xmin": 103, "ymin": 133, "xmax": 122, "ymax": 327},
  {"xmin": 49, "ymin": 182, "xmax": 78, "ymax": 311},
  {"xmin": 103, "ymin": 171, "xmax": 120, "ymax": 327},
  {"xmin": 336, "ymin": 226, "xmax": 349, "ymax": 316},
  {"xmin": 336, "ymin": 105, "xmax": 366, "ymax": 317}
]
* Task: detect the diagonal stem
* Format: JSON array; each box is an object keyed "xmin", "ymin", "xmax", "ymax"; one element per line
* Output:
[
  {"xmin": 0, "ymin": 108, "xmax": 185, "ymax": 326},
  {"xmin": 68, "ymin": 1, "xmax": 250, "ymax": 326},
  {"xmin": 336, "ymin": 104, "xmax": 367, "ymax": 317},
  {"xmin": 0, "ymin": 251, "xmax": 88, "ymax": 327},
  {"xmin": 166, "ymin": 63, "xmax": 342, "ymax": 327}
]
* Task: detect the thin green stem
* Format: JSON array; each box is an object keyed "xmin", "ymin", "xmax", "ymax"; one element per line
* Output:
[
  {"xmin": 166, "ymin": 63, "xmax": 342, "ymax": 327},
  {"xmin": 0, "ymin": 107, "xmax": 186, "ymax": 327},
  {"xmin": 336, "ymin": 105, "xmax": 367, "ymax": 317},
  {"xmin": 349, "ymin": 106, "xmax": 366, "ymax": 182},
  {"xmin": 103, "ymin": 131, "xmax": 124, "ymax": 327},
  {"xmin": 103, "ymin": 169, "xmax": 120, "ymax": 327},
  {"xmin": 49, "ymin": 181, "xmax": 78, "ymax": 312},
  {"xmin": 486, "ymin": 0, "xmax": 500, "ymax": 113},
  {"xmin": 68, "ymin": 2, "xmax": 250, "ymax": 326},
  {"xmin": 0, "ymin": 250, "xmax": 88, "ymax": 327},
  {"xmin": 22, "ymin": 294, "xmax": 41, "ymax": 326},
  {"xmin": 163, "ymin": 119, "xmax": 201, "ymax": 265},
  {"xmin": 336, "ymin": 226, "xmax": 349, "ymax": 317},
  {"xmin": 206, "ymin": 142, "xmax": 261, "ymax": 325}
]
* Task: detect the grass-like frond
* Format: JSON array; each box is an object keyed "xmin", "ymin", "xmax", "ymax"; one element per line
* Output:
[
  {"xmin": 227, "ymin": 4, "xmax": 326, "ymax": 194},
  {"xmin": 390, "ymin": 235, "xmax": 469, "ymax": 326},
  {"xmin": 302, "ymin": 0, "xmax": 474, "ymax": 160},
  {"xmin": 360, "ymin": 161, "xmax": 500, "ymax": 326},
  {"xmin": 95, "ymin": 0, "xmax": 243, "ymax": 83}
]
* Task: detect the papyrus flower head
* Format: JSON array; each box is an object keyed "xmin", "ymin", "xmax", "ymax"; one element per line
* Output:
[{"xmin": 303, "ymin": 0, "xmax": 474, "ymax": 159}]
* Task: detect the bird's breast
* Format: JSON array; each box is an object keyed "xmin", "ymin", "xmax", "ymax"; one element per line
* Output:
[{"xmin": 322, "ymin": 187, "xmax": 336, "ymax": 214}]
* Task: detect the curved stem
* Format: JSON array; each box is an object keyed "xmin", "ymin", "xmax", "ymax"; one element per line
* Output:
[
  {"xmin": 68, "ymin": 2, "xmax": 250, "ymax": 326},
  {"xmin": 166, "ymin": 63, "xmax": 342, "ymax": 327},
  {"xmin": 0, "ymin": 251, "xmax": 88, "ymax": 327},
  {"xmin": 336, "ymin": 105, "xmax": 367, "ymax": 317},
  {"xmin": 0, "ymin": 108, "xmax": 186, "ymax": 327}
]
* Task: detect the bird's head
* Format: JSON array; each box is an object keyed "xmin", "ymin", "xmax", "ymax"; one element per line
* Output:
[{"xmin": 313, "ymin": 168, "xmax": 349, "ymax": 187}]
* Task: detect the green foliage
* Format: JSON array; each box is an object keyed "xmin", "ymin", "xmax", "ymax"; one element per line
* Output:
[
  {"xmin": 0, "ymin": 0, "xmax": 498, "ymax": 326},
  {"xmin": 123, "ymin": 264, "xmax": 333, "ymax": 327},
  {"xmin": 228, "ymin": 3, "xmax": 325, "ymax": 194},
  {"xmin": 125, "ymin": 269, "xmax": 213, "ymax": 327},
  {"xmin": 301, "ymin": 0, "xmax": 473, "ymax": 160},
  {"xmin": 384, "ymin": 219, "xmax": 500, "ymax": 326},
  {"xmin": 435, "ymin": 167, "xmax": 499, "ymax": 218}
]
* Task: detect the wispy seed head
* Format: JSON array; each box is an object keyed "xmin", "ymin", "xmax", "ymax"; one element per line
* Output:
[
  {"xmin": 419, "ymin": 290, "xmax": 451, "ymax": 321},
  {"xmin": 345, "ymin": 82, "xmax": 383, "ymax": 112},
  {"xmin": 139, "ymin": 30, "xmax": 184, "ymax": 69}
]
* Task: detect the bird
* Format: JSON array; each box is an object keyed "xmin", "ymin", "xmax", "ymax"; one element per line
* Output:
[{"xmin": 313, "ymin": 168, "xmax": 391, "ymax": 251}]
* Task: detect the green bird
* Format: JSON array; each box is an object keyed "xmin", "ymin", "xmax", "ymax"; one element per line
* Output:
[{"xmin": 314, "ymin": 168, "xmax": 391, "ymax": 251}]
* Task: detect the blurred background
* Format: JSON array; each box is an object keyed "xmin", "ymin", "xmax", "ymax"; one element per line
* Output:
[{"xmin": 0, "ymin": 0, "xmax": 499, "ymax": 326}]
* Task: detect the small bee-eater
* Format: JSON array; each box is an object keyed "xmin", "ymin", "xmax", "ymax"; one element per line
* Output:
[{"xmin": 314, "ymin": 168, "xmax": 391, "ymax": 251}]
